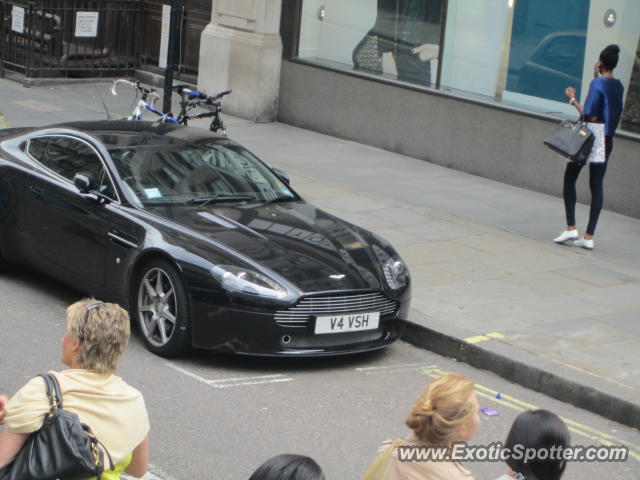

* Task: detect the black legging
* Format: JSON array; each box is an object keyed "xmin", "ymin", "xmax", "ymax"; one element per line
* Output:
[{"xmin": 563, "ymin": 136, "xmax": 613, "ymax": 235}]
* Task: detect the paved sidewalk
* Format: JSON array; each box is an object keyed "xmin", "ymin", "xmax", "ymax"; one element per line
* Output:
[{"xmin": 1, "ymin": 78, "xmax": 639, "ymax": 426}]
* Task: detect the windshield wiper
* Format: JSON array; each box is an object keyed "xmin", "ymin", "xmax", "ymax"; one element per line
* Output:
[
  {"xmin": 263, "ymin": 196, "xmax": 297, "ymax": 205},
  {"xmin": 186, "ymin": 194, "xmax": 257, "ymax": 206}
]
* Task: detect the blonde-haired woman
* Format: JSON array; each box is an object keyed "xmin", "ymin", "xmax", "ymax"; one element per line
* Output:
[
  {"xmin": 0, "ymin": 299, "xmax": 150, "ymax": 479},
  {"xmin": 367, "ymin": 373, "xmax": 479, "ymax": 480}
]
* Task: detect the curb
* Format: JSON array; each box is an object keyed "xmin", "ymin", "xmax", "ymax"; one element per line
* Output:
[{"xmin": 401, "ymin": 320, "xmax": 640, "ymax": 429}]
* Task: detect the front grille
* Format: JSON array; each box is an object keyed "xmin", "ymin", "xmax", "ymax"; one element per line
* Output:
[
  {"xmin": 282, "ymin": 330, "xmax": 385, "ymax": 348},
  {"xmin": 275, "ymin": 292, "xmax": 399, "ymax": 328}
]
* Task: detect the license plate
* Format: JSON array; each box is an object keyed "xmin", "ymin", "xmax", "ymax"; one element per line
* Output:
[{"xmin": 314, "ymin": 312, "xmax": 380, "ymax": 334}]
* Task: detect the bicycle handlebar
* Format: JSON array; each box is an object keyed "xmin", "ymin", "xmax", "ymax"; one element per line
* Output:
[
  {"xmin": 111, "ymin": 79, "xmax": 157, "ymax": 98},
  {"xmin": 174, "ymin": 85, "xmax": 232, "ymax": 102},
  {"xmin": 173, "ymin": 85, "xmax": 206, "ymax": 100},
  {"xmin": 209, "ymin": 89, "xmax": 232, "ymax": 101}
]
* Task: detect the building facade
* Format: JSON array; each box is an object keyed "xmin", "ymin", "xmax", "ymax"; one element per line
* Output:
[
  {"xmin": 2, "ymin": 1, "xmax": 637, "ymax": 216},
  {"xmin": 195, "ymin": 0, "xmax": 640, "ymax": 218}
]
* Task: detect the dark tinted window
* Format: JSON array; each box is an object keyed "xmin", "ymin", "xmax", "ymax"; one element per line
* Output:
[
  {"xmin": 28, "ymin": 136, "xmax": 117, "ymax": 200},
  {"xmin": 109, "ymin": 143, "xmax": 296, "ymax": 205},
  {"xmin": 27, "ymin": 137, "xmax": 50, "ymax": 162}
]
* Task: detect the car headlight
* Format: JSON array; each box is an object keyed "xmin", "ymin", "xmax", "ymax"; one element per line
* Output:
[
  {"xmin": 211, "ymin": 265, "xmax": 289, "ymax": 299},
  {"xmin": 383, "ymin": 258, "xmax": 408, "ymax": 290},
  {"xmin": 373, "ymin": 244, "xmax": 409, "ymax": 290}
]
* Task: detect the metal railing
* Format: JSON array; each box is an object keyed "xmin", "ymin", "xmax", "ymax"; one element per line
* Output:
[{"xmin": 0, "ymin": 0, "xmax": 142, "ymax": 78}]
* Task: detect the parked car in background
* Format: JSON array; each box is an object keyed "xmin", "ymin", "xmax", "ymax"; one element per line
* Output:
[{"xmin": 516, "ymin": 31, "xmax": 587, "ymax": 103}]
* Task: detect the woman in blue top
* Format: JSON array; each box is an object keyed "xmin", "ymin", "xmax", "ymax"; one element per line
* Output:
[{"xmin": 553, "ymin": 44, "xmax": 624, "ymax": 250}]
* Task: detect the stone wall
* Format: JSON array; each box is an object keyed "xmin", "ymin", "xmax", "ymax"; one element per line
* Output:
[{"xmin": 198, "ymin": 0, "xmax": 283, "ymax": 122}]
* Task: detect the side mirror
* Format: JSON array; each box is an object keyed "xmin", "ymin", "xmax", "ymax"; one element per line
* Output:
[
  {"xmin": 73, "ymin": 172, "xmax": 96, "ymax": 194},
  {"xmin": 271, "ymin": 167, "xmax": 290, "ymax": 185}
]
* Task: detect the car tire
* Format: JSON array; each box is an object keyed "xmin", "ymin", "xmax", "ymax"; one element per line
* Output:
[{"xmin": 133, "ymin": 259, "xmax": 192, "ymax": 357}]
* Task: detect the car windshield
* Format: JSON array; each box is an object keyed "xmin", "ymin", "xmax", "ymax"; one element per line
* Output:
[{"xmin": 109, "ymin": 142, "xmax": 297, "ymax": 206}]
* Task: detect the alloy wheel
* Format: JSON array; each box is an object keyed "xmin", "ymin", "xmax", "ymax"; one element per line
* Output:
[{"xmin": 137, "ymin": 267, "xmax": 178, "ymax": 347}]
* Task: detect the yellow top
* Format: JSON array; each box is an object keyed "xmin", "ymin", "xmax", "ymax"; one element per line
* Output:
[
  {"xmin": 103, "ymin": 453, "xmax": 133, "ymax": 480},
  {"xmin": 5, "ymin": 370, "xmax": 150, "ymax": 468}
]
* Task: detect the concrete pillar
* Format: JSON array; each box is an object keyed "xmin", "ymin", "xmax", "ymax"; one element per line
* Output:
[{"xmin": 198, "ymin": 0, "xmax": 283, "ymax": 122}]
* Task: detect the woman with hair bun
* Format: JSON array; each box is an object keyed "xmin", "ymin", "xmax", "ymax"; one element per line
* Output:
[
  {"xmin": 554, "ymin": 44, "xmax": 625, "ymax": 250},
  {"xmin": 364, "ymin": 373, "xmax": 480, "ymax": 479}
]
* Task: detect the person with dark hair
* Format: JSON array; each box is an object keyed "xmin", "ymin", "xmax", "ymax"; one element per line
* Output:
[
  {"xmin": 554, "ymin": 44, "xmax": 625, "ymax": 250},
  {"xmin": 501, "ymin": 409, "xmax": 570, "ymax": 480},
  {"xmin": 249, "ymin": 454, "xmax": 325, "ymax": 480}
]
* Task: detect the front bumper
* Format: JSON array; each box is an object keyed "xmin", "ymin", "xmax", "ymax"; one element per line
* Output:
[{"xmin": 190, "ymin": 291, "xmax": 411, "ymax": 356}]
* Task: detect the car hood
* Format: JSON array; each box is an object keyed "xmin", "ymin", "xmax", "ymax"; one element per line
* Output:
[{"xmin": 144, "ymin": 201, "xmax": 385, "ymax": 293}]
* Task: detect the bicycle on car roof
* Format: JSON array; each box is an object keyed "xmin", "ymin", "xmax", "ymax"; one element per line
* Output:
[
  {"xmin": 110, "ymin": 79, "xmax": 178, "ymax": 124},
  {"xmin": 110, "ymin": 79, "xmax": 232, "ymax": 136},
  {"xmin": 172, "ymin": 84, "xmax": 232, "ymax": 137}
]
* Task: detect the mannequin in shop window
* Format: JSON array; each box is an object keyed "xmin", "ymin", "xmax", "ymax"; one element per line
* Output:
[{"xmin": 353, "ymin": 0, "xmax": 442, "ymax": 86}]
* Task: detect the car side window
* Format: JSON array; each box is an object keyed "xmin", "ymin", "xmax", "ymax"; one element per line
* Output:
[
  {"xmin": 28, "ymin": 136, "xmax": 117, "ymax": 200},
  {"xmin": 27, "ymin": 137, "xmax": 50, "ymax": 162}
]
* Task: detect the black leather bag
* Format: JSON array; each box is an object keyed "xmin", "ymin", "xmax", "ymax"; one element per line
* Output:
[
  {"xmin": 0, "ymin": 374, "xmax": 113, "ymax": 480},
  {"xmin": 543, "ymin": 119, "xmax": 594, "ymax": 165}
]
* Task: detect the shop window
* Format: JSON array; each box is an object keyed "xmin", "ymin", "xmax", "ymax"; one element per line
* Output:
[
  {"xmin": 298, "ymin": 0, "xmax": 443, "ymax": 87},
  {"xmin": 294, "ymin": 0, "xmax": 640, "ymax": 136},
  {"xmin": 504, "ymin": 0, "xmax": 589, "ymax": 105},
  {"xmin": 439, "ymin": 0, "xmax": 511, "ymax": 99},
  {"xmin": 621, "ymin": 37, "xmax": 640, "ymax": 134}
]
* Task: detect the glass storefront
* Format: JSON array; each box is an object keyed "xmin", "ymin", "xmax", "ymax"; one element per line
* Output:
[
  {"xmin": 296, "ymin": 0, "xmax": 640, "ymax": 135},
  {"xmin": 621, "ymin": 36, "xmax": 640, "ymax": 133}
]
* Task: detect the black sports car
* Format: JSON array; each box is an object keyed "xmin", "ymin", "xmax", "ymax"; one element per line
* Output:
[{"xmin": 0, "ymin": 121, "xmax": 411, "ymax": 356}]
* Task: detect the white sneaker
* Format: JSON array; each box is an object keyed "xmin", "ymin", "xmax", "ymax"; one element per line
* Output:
[
  {"xmin": 553, "ymin": 230, "xmax": 579, "ymax": 244},
  {"xmin": 574, "ymin": 238, "xmax": 594, "ymax": 250}
]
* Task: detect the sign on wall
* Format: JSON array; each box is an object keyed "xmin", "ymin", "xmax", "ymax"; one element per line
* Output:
[
  {"xmin": 75, "ymin": 11, "xmax": 100, "ymax": 37},
  {"xmin": 159, "ymin": 4, "xmax": 171, "ymax": 68},
  {"xmin": 11, "ymin": 6, "xmax": 25, "ymax": 34}
]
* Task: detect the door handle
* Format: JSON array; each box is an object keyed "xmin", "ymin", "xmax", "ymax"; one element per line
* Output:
[{"xmin": 29, "ymin": 185, "xmax": 44, "ymax": 196}]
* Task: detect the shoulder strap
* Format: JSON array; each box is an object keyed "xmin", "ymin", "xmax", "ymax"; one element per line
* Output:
[
  {"xmin": 47, "ymin": 373, "xmax": 64, "ymax": 408},
  {"xmin": 38, "ymin": 373, "xmax": 61, "ymax": 412},
  {"xmin": 361, "ymin": 438, "xmax": 404, "ymax": 480},
  {"xmin": 96, "ymin": 437, "xmax": 115, "ymax": 471}
]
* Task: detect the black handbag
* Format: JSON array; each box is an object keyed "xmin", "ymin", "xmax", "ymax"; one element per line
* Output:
[
  {"xmin": 0, "ymin": 374, "xmax": 113, "ymax": 480},
  {"xmin": 543, "ymin": 118, "xmax": 594, "ymax": 165}
]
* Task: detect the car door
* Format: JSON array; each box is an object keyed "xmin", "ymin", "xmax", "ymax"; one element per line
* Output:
[{"xmin": 23, "ymin": 134, "xmax": 118, "ymax": 290}]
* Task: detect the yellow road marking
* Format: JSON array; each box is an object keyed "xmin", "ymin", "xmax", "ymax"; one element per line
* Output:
[
  {"xmin": 474, "ymin": 383, "xmax": 640, "ymax": 451},
  {"xmin": 421, "ymin": 369, "xmax": 640, "ymax": 462},
  {"xmin": 473, "ymin": 390, "xmax": 637, "ymax": 457},
  {"xmin": 423, "ymin": 367, "xmax": 448, "ymax": 377},
  {"xmin": 464, "ymin": 332, "xmax": 505, "ymax": 344},
  {"xmin": 12, "ymin": 99, "xmax": 65, "ymax": 113}
]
